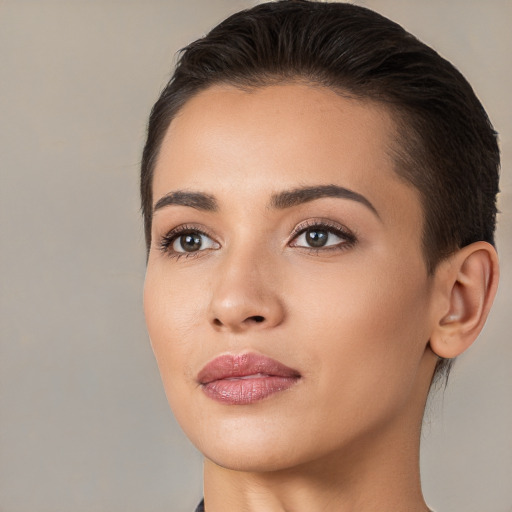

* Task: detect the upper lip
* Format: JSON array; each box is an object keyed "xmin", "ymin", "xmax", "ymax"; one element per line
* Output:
[{"xmin": 197, "ymin": 352, "xmax": 301, "ymax": 384}]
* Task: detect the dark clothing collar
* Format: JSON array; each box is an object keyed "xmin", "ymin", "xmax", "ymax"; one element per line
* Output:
[{"xmin": 194, "ymin": 497, "xmax": 436, "ymax": 511}]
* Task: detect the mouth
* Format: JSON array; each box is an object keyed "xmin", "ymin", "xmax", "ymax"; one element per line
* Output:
[{"xmin": 197, "ymin": 352, "xmax": 301, "ymax": 405}]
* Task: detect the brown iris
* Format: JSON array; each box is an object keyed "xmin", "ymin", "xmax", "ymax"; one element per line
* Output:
[
  {"xmin": 180, "ymin": 233, "xmax": 202, "ymax": 252},
  {"xmin": 305, "ymin": 229, "xmax": 329, "ymax": 247}
]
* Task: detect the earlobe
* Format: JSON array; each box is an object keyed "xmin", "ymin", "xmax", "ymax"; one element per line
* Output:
[{"xmin": 429, "ymin": 242, "xmax": 499, "ymax": 359}]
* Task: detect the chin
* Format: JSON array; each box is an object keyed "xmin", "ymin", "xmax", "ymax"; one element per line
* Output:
[
  {"xmin": 175, "ymin": 412, "xmax": 289, "ymax": 470},
  {"xmin": 202, "ymin": 441, "xmax": 310, "ymax": 473},
  {"xmin": 187, "ymin": 413, "xmax": 333, "ymax": 474}
]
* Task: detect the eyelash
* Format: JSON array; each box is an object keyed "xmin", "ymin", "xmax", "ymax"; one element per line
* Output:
[
  {"xmin": 158, "ymin": 220, "xmax": 357, "ymax": 260},
  {"xmin": 158, "ymin": 224, "xmax": 217, "ymax": 261},
  {"xmin": 290, "ymin": 219, "xmax": 357, "ymax": 252}
]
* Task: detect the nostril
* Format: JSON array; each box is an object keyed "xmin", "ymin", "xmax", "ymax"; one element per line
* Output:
[{"xmin": 212, "ymin": 315, "xmax": 266, "ymax": 328}]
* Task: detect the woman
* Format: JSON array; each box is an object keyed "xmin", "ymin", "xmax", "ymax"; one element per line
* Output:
[{"xmin": 140, "ymin": 2, "xmax": 499, "ymax": 510}]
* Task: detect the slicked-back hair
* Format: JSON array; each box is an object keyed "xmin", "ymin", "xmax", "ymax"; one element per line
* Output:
[{"xmin": 140, "ymin": 0, "xmax": 500, "ymax": 382}]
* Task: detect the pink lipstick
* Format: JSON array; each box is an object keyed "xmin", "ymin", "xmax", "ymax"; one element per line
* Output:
[{"xmin": 197, "ymin": 353, "xmax": 300, "ymax": 405}]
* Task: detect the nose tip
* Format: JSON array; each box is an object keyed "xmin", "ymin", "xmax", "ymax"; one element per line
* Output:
[{"xmin": 209, "ymin": 285, "xmax": 285, "ymax": 332}]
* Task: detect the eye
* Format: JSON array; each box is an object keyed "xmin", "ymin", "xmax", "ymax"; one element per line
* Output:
[
  {"xmin": 159, "ymin": 226, "xmax": 220, "ymax": 258},
  {"xmin": 290, "ymin": 221, "xmax": 356, "ymax": 251},
  {"xmin": 172, "ymin": 231, "xmax": 217, "ymax": 253}
]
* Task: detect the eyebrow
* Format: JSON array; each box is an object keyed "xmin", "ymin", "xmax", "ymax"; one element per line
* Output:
[
  {"xmin": 270, "ymin": 184, "xmax": 379, "ymax": 218},
  {"xmin": 153, "ymin": 191, "xmax": 218, "ymax": 213},
  {"xmin": 153, "ymin": 184, "xmax": 379, "ymax": 218}
]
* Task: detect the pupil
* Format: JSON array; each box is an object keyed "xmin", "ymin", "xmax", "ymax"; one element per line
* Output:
[
  {"xmin": 306, "ymin": 229, "xmax": 328, "ymax": 247},
  {"xmin": 181, "ymin": 233, "xmax": 202, "ymax": 252}
]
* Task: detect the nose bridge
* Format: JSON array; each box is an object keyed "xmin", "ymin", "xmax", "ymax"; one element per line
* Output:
[{"xmin": 209, "ymin": 238, "xmax": 284, "ymax": 331}]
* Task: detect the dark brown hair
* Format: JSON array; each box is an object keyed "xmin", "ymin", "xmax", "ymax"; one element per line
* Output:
[{"xmin": 140, "ymin": 0, "xmax": 500, "ymax": 381}]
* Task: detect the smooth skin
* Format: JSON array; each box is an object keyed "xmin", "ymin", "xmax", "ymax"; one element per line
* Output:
[{"xmin": 144, "ymin": 83, "xmax": 499, "ymax": 512}]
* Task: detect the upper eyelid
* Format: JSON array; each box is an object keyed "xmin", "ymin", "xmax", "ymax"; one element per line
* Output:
[
  {"xmin": 162, "ymin": 223, "xmax": 216, "ymax": 240},
  {"xmin": 290, "ymin": 219, "xmax": 355, "ymax": 238},
  {"xmin": 161, "ymin": 220, "xmax": 352, "ymax": 238}
]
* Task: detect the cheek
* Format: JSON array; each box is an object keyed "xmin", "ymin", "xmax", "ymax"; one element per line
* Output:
[
  {"xmin": 143, "ymin": 263, "xmax": 208, "ymax": 396},
  {"xmin": 287, "ymin": 256, "xmax": 432, "ymax": 419}
]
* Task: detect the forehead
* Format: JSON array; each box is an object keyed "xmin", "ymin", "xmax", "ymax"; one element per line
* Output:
[{"xmin": 153, "ymin": 83, "xmax": 422, "ymax": 228}]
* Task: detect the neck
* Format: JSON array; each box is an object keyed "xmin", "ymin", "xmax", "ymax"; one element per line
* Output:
[{"xmin": 203, "ymin": 412, "xmax": 429, "ymax": 512}]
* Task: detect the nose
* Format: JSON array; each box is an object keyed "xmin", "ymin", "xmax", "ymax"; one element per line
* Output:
[{"xmin": 208, "ymin": 247, "xmax": 286, "ymax": 333}]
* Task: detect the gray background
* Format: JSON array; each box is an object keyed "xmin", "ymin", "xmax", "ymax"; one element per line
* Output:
[{"xmin": 0, "ymin": 1, "xmax": 510, "ymax": 511}]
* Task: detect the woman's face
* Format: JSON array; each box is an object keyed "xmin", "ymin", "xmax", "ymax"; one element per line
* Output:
[{"xmin": 144, "ymin": 83, "xmax": 439, "ymax": 472}]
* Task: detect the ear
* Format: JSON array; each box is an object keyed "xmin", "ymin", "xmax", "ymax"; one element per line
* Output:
[{"xmin": 429, "ymin": 241, "xmax": 499, "ymax": 359}]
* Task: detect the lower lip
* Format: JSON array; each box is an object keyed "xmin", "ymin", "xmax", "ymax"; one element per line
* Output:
[{"xmin": 201, "ymin": 375, "xmax": 299, "ymax": 405}]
